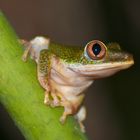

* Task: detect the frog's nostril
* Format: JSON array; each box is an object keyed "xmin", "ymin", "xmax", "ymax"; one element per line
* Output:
[
  {"xmin": 125, "ymin": 53, "xmax": 133, "ymax": 61},
  {"xmin": 124, "ymin": 54, "xmax": 129, "ymax": 59}
]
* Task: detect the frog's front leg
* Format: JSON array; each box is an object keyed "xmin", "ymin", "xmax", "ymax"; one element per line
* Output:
[
  {"xmin": 58, "ymin": 93, "xmax": 85, "ymax": 125},
  {"xmin": 37, "ymin": 49, "xmax": 52, "ymax": 105},
  {"xmin": 59, "ymin": 98, "xmax": 74, "ymax": 124},
  {"xmin": 38, "ymin": 49, "xmax": 62, "ymax": 107},
  {"xmin": 21, "ymin": 37, "xmax": 52, "ymax": 105},
  {"xmin": 37, "ymin": 75, "xmax": 51, "ymax": 105},
  {"xmin": 37, "ymin": 75, "xmax": 61, "ymax": 107}
]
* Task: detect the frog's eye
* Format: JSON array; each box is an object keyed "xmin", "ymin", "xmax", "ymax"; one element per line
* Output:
[{"xmin": 85, "ymin": 40, "xmax": 106, "ymax": 60}]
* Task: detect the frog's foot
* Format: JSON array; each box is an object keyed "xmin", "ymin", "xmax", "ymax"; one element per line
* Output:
[
  {"xmin": 50, "ymin": 92, "xmax": 60, "ymax": 107},
  {"xmin": 44, "ymin": 91, "xmax": 60, "ymax": 107},
  {"xmin": 75, "ymin": 106, "xmax": 86, "ymax": 132}
]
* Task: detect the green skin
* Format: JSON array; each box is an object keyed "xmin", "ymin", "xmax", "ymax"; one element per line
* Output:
[
  {"xmin": 44, "ymin": 42, "xmax": 132, "ymax": 63},
  {"xmin": 22, "ymin": 36, "xmax": 134, "ymax": 132}
]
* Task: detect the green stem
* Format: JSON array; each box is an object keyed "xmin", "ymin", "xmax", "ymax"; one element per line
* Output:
[{"xmin": 0, "ymin": 12, "xmax": 88, "ymax": 140}]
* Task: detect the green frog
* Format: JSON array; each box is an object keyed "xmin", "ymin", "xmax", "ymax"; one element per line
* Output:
[{"xmin": 21, "ymin": 36, "xmax": 134, "ymax": 132}]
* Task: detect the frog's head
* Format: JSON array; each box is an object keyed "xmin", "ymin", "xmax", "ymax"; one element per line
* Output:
[{"xmin": 68, "ymin": 40, "xmax": 134, "ymax": 78}]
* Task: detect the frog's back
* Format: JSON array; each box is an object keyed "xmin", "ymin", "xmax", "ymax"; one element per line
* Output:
[{"xmin": 49, "ymin": 42, "xmax": 84, "ymax": 63}]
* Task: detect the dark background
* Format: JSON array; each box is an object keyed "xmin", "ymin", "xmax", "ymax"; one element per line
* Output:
[{"xmin": 0, "ymin": 0, "xmax": 140, "ymax": 140}]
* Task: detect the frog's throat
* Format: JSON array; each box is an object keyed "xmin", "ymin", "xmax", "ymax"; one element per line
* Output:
[{"xmin": 68, "ymin": 60, "xmax": 134, "ymax": 79}]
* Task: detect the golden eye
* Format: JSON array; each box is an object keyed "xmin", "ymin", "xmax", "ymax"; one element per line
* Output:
[{"xmin": 85, "ymin": 40, "xmax": 107, "ymax": 60}]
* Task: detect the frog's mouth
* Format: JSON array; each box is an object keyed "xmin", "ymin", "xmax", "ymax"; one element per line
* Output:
[{"xmin": 68, "ymin": 60, "xmax": 134, "ymax": 79}]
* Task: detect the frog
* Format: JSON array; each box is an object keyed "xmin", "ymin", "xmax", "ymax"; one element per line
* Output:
[{"xmin": 21, "ymin": 36, "xmax": 134, "ymax": 132}]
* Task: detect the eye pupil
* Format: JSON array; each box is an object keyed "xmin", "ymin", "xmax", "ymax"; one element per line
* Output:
[{"xmin": 92, "ymin": 43, "xmax": 101, "ymax": 55}]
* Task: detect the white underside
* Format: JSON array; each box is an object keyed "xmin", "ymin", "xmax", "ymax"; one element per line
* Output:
[{"xmin": 50, "ymin": 57, "xmax": 94, "ymax": 101}]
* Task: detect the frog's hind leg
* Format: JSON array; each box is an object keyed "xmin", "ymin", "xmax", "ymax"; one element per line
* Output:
[{"xmin": 20, "ymin": 37, "xmax": 50, "ymax": 62}]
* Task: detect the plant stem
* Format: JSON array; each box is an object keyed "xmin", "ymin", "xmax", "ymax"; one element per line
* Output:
[{"xmin": 0, "ymin": 11, "xmax": 88, "ymax": 140}]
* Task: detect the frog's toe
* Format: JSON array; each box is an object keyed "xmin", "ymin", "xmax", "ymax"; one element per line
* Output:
[
  {"xmin": 50, "ymin": 92, "xmax": 60, "ymax": 107},
  {"xmin": 50, "ymin": 100, "xmax": 60, "ymax": 107},
  {"xmin": 75, "ymin": 106, "xmax": 86, "ymax": 132},
  {"xmin": 44, "ymin": 98, "xmax": 50, "ymax": 105},
  {"xmin": 44, "ymin": 91, "xmax": 51, "ymax": 105}
]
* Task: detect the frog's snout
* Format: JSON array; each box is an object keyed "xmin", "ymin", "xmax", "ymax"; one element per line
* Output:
[{"xmin": 124, "ymin": 52, "xmax": 134, "ymax": 65}]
